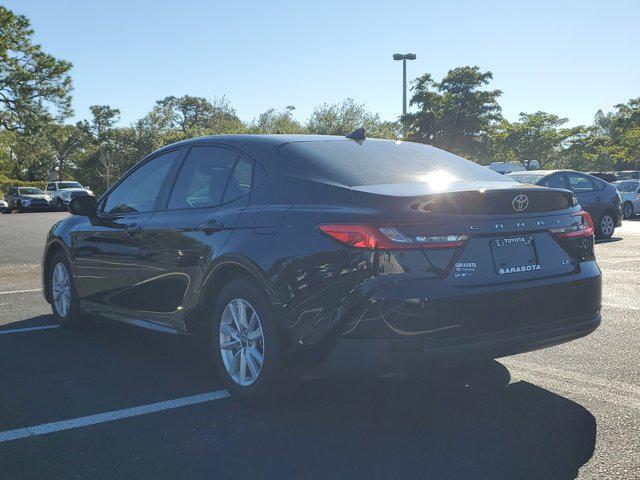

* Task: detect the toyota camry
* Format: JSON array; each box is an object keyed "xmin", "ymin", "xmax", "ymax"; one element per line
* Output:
[{"xmin": 42, "ymin": 133, "xmax": 602, "ymax": 401}]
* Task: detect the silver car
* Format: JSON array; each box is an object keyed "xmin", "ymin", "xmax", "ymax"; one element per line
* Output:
[{"xmin": 614, "ymin": 180, "xmax": 640, "ymax": 219}]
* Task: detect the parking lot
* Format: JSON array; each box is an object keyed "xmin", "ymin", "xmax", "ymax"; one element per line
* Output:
[{"xmin": 1, "ymin": 211, "xmax": 639, "ymax": 479}]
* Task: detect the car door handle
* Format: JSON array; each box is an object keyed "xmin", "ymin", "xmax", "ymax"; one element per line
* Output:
[
  {"xmin": 124, "ymin": 224, "xmax": 142, "ymax": 236},
  {"xmin": 198, "ymin": 221, "xmax": 225, "ymax": 235}
]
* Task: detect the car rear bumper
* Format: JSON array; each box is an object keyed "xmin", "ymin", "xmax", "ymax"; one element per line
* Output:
[
  {"xmin": 297, "ymin": 262, "xmax": 602, "ymax": 373},
  {"xmin": 313, "ymin": 312, "xmax": 600, "ymax": 374}
]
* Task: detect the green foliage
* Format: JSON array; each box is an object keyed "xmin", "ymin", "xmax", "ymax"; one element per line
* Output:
[
  {"xmin": 248, "ymin": 106, "xmax": 304, "ymax": 134},
  {"xmin": 403, "ymin": 67, "xmax": 502, "ymax": 159},
  {"xmin": 307, "ymin": 98, "xmax": 399, "ymax": 139},
  {"xmin": 486, "ymin": 112, "xmax": 582, "ymax": 169},
  {"xmin": 0, "ymin": 174, "xmax": 46, "ymax": 197},
  {"xmin": 0, "ymin": 6, "xmax": 72, "ymax": 133}
]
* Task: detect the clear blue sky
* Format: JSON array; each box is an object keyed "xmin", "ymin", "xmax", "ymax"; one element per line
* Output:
[{"xmin": 7, "ymin": 0, "xmax": 640, "ymax": 127}]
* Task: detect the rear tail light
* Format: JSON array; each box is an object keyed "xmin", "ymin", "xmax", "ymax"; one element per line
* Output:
[
  {"xmin": 550, "ymin": 211, "xmax": 594, "ymax": 238},
  {"xmin": 318, "ymin": 224, "xmax": 468, "ymax": 250}
]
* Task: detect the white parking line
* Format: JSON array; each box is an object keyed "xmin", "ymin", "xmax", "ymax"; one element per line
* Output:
[
  {"xmin": 0, "ymin": 288, "xmax": 42, "ymax": 296},
  {"xmin": 0, "ymin": 390, "xmax": 230, "ymax": 444},
  {"xmin": 0, "ymin": 325, "xmax": 60, "ymax": 335}
]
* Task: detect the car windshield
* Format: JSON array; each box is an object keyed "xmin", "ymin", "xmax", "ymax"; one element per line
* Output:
[
  {"xmin": 614, "ymin": 181, "xmax": 639, "ymax": 192},
  {"xmin": 58, "ymin": 182, "xmax": 83, "ymax": 189},
  {"xmin": 506, "ymin": 173, "xmax": 548, "ymax": 184},
  {"xmin": 279, "ymin": 139, "xmax": 509, "ymax": 186},
  {"xmin": 18, "ymin": 187, "xmax": 43, "ymax": 195}
]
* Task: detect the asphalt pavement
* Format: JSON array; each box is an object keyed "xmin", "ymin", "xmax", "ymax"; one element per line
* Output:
[{"xmin": 0, "ymin": 211, "xmax": 639, "ymax": 479}]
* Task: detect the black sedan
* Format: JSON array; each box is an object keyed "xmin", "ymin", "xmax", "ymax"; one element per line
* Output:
[
  {"xmin": 42, "ymin": 134, "xmax": 601, "ymax": 401},
  {"xmin": 507, "ymin": 170, "xmax": 622, "ymax": 239}
]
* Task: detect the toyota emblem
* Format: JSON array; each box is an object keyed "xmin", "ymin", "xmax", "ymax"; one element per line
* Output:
[{"xmin": 512, "ymin": 194, "xmax": 529, "ymax": 212}]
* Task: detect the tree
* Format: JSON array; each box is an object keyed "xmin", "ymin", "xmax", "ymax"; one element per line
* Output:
[
  {"xmin": 46, "ymin": 123, "xmax": 88, "ymax": 179},
  {"xmin": 0, "ymin": 7, "xmax": 72, "ymax": 133},
  {"xmin": 145, "ymin": 95, "xmax": 245, "ymax": 137},
  {"xmin": 249, "ymin": 106, "xmax": 303, "ymax": 134},
  {"xmin": 74, "ymin": 105, "xmax": 122, "ymax": 190},
  {"xmin": 307, "ymin": 98, "xmax": 397, "ymax": 138},
  {"xmin": 403, "ymin": 66, "xmax": 502, "ymax": 159},
  {"xmin": 486, "ymin": 112, "xmax": 581, "ymax": 169}
]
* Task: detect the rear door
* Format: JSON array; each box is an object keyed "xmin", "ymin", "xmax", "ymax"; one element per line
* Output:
[
  {"xmin": 565, "ymin": 172, "xmax": 599, "ymax": 218},
  {"xmin": 137, "ymin": 145, "xmax": 256, "ymax": 331},
  {"xmin": 73, "ymin": 149, "xmax": 182, "ymax": 314}
]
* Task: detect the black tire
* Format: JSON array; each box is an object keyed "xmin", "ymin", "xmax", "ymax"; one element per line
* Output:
[
  {"xmin": 56, "ymin": 198, "xmax": 65, "ymax": 211},
  {"xmin": 48, "ymin": 251, "xmax": 87, "ymax": 327},
  {"xmin": 210, "ymin": 278, "xmax": 298, "ymax": 403},
  {"xmin": 596, "ymin": 212, "xmax": 615, "ymax": 239},
  {"xmin": 623, "ymin": 202, "xmax": 634, "ymax": 219}
]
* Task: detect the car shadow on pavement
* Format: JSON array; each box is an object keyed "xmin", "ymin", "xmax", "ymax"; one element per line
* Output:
[
  {"xmin": 596, "ymin": 236, "xmax": 623, "ymax": 244},
  {"xmin": 261, "ymin": 366, "xmax": 597, "ymax": 479},
  {"xmin": 0, "ymin": 318, "xmax": 596, "ymax": 480}
]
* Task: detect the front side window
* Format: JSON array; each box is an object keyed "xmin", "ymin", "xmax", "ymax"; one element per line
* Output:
[
  {"xmin": 567, "ymin": 173, "xmax": 594, "ymax": 193},
  {"xmin": 168, "ymin": 146, "xmax": 247, "ymax": 210},
  {"xmin": 615, "ymin": 181, "xmax": 640, "ymax": 193},
  {"xmin": 102, "ymin": 149, "xmax": 180, "ymax": 214}
]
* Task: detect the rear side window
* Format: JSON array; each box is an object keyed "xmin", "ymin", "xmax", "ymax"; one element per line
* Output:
[
  {"xmin": 168, "ymin": 146, "xmax": 240, "ymax": 210},
  {"xmin": 567, "ymin": 173, "xmax": 595, "ymax": 193},
  {"xmin": 540, "ymin": 174, "xmax": 566, "ymax": 189},
  {"xmin": 222, "ymin": 154, "xmax": 253, "ymax": 204},
  {"xmin": 280, "ymin": 139, "xmax": 509, "ymax": 186}
]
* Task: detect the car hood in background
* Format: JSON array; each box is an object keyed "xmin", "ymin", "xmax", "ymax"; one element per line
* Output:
[
  {"xmin": 59, "ymin": 188, "xmax": 88, "ymax": 193},
  {"xmin": 19, "ymin": 194, "xmax": 50, "ymax": 200}
]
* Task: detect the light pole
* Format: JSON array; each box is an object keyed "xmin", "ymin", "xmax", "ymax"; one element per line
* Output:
[{"xmin": 393, "ymin": 53, "xmax": 416, "ymax": 116}]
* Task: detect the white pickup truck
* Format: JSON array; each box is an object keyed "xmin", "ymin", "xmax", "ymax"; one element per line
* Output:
[{"xmin": 45, "ymin": 181, "xmax": 94, "ymax": 210}]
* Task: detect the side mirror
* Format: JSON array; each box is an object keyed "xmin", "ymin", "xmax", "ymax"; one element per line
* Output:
[{"xmin": 69, "ymin": 195, "xmax": 97, "ymax": 217}]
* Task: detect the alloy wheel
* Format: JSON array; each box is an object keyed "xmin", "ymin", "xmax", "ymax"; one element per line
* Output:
[
  {"xmin": 623, "ymin": 203, "xmax": 633, "ymax": 219},
  {"xmin": 52, "ymin": 262, "xmax": 71, "ymax": 317},
  {"xmin": 219, "ymin": 298, "xmax": 265, "ymax": 387},
  {"xmin": 600, "ymin": 215, "xmax": 614, "ymax": 237}
]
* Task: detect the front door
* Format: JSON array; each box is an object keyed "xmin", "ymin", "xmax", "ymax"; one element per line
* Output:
[
  {"xmin": 73, "ymin": 148, "xmax": 183, "ymax": 317},
  {"xmin": 137, "ymin": 145, "xmax": 256, "ymax": 331}
]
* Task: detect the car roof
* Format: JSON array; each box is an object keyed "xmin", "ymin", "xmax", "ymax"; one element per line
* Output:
[{"xmin": 160, "ymin": 134, "xmax": 353, "ymax": 150}]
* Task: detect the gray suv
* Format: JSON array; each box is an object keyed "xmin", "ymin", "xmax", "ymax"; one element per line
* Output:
[{"xmin": 507, "ymin": 170, "xmax": 622, "ymax": 239}]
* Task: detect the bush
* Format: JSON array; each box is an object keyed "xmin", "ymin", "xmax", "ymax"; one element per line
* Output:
[{"xmin": 0, "ymin": 176, "xmax": 47, "ymax": 197}]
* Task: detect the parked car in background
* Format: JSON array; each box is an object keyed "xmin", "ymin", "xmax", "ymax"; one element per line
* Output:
[
  {"xmin": 613, "ymin": 180, "xmax": 640, "ymax": 219},
  {"xmin": 589, "ymin": 172, "xmax": 617, "ymax": 183},
  {"xmin": 4, "ymin": 186, "xmax": 55, "ymax": 212},
  {"xmin": 506, "ymin": 170, "xmax": 622, "ymax": 239},
  {"xmin": 45, "ymin": 181, "xmax": 94, "ymax": 210},
  {"xmin": 616, "ymin": 171, "xmax": 640, "ymax": 180},
  {"xmin": 0, "ymin": 198, "xmax": 8, "ymax": 213},
  {"xmin": 42, "ymin": 134, "xmax": 601, "ymax": 402}
]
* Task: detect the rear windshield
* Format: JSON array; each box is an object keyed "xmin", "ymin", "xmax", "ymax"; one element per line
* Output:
[
  {"xmin": 506, "ymin": 173, "xmax": 547, "ymax": 184},
  {"xmin": 615, "ymin": 181, "xmax": 639, "ymax": 192},
  {"xmin": 279, "ymin": 139, "xmax": 509, "ymax": 186},
  {"xmin": 58, "ymin": 182, "xmax": 83, "ymax": 189}
]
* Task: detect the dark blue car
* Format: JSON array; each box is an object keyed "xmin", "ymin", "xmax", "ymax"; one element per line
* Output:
[{"xmin": 507, "ymin": 170, "xmax": 622, "ymax": 239}]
